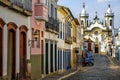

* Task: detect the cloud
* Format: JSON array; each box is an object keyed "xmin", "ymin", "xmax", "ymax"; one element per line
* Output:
[{"xmin": 97, "ymin": 0, "xmax": 111, "ymax": 3}]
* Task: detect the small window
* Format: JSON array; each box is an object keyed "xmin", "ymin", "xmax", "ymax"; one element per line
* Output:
[
  {"xmin": 110, "ymin": 20, "xmax": 112, "ymax": 26},
  {"xmin": 81, "ymin": 20, "xmax": 84, "ymax": 25},
  {"xmin": 94, "ymin": 31, "xmax": 98, "ymax": 35},
  {"xmin": 41, "ymin": 31, "xmax": 44, "ymax": 37},
  {"xmin": 41, "ymin": 40, "xmax": 44, "ymax": 53}
]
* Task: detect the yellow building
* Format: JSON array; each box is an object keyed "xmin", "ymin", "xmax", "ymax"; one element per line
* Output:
[
  {"xmin": 71, "ymin": 19, "xmax": 78, "ymax": 68},
  {"xmin": 57, "ymin": 5, "xmax": 78, "ymax": 70}
]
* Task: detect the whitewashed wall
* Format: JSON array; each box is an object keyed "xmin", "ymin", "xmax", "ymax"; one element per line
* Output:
[{"xmin": 0, "ymin": 6, "xmax": 31, "ymax": 76}]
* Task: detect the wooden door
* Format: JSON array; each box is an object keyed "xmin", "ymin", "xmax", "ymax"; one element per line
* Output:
[
  {"xmin": 88, "ymin": 42, "xmax": 91, "ymax": 51},
  {"xmin": 7, "ymin": 29, "xmax": 16, "ymax": 80},
  {"xmin": 20, "ymin": 32, "xmax": 27, "ymax": 79},
  {"xmin": 95, "ymin": 45, "xmax": 99, "ymax": 53},
  {"xmin": 45, "ymin": 43, "xmax": 48, "ymax": 74}
]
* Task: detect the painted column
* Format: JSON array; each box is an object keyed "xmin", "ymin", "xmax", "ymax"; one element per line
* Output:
[
  {"xmin": 27, "ymin": 17, "xmax": 31, "ymax": 77},
  {"xmin": 62, "ymin": 49, "xmax": 64, "ymax": 71},
  {"xmin": 44, "ymin": 40, "xmax": 46, "ymax": 75},
  {"xmin": 56, "ymin": 43, "xmax": 58, "ymax": 71},
  {"xmin": 48, "ymin": 40, "xmax": 51, "ymax": 74},
  {"xmin": 3, "ymin": 25, "xmax": 8, "ymax": 77},
  {"xmin": 53, "ymin": 41, "xmax": 55, "ymax": 72},
  {"xmin": 16, "ymin": 28, "xmax": 19, "ymax": 75},
  {"xmin": 57, "ymin": 47, "xmax": 58, "ymax": 71}
]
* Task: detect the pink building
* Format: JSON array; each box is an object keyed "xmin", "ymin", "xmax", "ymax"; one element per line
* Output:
[{"xmin": 31, "ymin": 0, "xmax": 48, "ymax": 79}]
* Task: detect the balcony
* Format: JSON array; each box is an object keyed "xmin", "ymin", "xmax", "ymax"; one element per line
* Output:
[
  {"xmin": 45, "ymin": 17, "xmax": 59, "ymax": 34},
  {"xmin": 0, "ymin": 0, "xmax": 32, "ymax": 16},
  {"xmin": 65, "ymin": 34, "xmax": 72, "ymax": 44},
  {"xmin": 9, "ymin": 0, "xmax": 32, "ymax": 11},
  {"xmin": 34, "ymin": 3, "xmax": 48, "ymax": 21}
]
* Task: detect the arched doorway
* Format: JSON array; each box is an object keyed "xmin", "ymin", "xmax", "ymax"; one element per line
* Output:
[
  {"xmin": 95, "ymin": 44, "xmax": 99, "ymax": 53},
  {"xmin": 20, "ymin": 32, "xmax": 27, "ymax": 79},
  {"xmin": 7, "ymin": 22, "xmax": 17, "ymax": 80},
  {"xmin": 0, "ymin": 18, "xmax": 5, "ymax": 77},
  {"xmin": 19, "ymin": 26, "xmax": 28, "ymax": 79},
  {"xmin": 7, "ymin": 29, "xmax": 16, "ymax": 80},
  {"xmin": 0, "ymin": 28, "xmax": 3, "ymax": 77}
]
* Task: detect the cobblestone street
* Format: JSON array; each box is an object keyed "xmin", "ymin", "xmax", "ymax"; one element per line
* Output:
[{"xmin": 63, "ymin": 54, "xmax": 120, "ymax": 80}]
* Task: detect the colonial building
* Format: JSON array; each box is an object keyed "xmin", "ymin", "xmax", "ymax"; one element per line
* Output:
[
  {"xmin": 0, "ymin": 0, "xmax": 32, "ymax": 80},
  {"xmin": 44, "ymin": 0, "xmax": 59, "ymax": 75},
  {"xmin": 57, "ymin": 5, "xmax": 80, "ymax": 71},
  {"xmin": 57, "ymin": 5, "xmax": 72, "ymax": 71},
  {"xmin": 80, "ymin": 3, "xmax": 114, "ymax": 55},
  {"xmin": 31, "ymin": 0, "xmax": 48, "ymax": 79},
  {"xmin": 74, "ymin": 18, "xmax": 81, "ymax": 65}
]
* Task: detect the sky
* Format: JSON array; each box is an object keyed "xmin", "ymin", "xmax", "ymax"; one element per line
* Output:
[{"xmin": 58, "ymin": 0, "xmax": 120, "ymax": 28}]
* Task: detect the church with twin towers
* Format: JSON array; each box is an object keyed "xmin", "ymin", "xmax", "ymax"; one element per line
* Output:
[{"xmin": 79, "ymin": 3, "xmax": 115, "ymax": 56}]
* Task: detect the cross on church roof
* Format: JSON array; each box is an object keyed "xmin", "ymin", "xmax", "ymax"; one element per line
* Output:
[
  {"xmin": 94, "ymin": 11, "xmax": 99, "ymax": 21},
  {"xmin": 95, "ymin": 11, "xmax": 97, "ymax": 15},
  {"xmin": 108, "ymin": 4, "xmax": 110, "ymax": 8},
  {"xmin": 83, "ymin": 2, "xmax": 85, "ymax": 8},
  {"xmin": 108, "ymin": 1, "xmax": 111, "ymax": 8}
]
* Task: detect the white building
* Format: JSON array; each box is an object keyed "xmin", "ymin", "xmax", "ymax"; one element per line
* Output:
[
  {"xmin": 0, "ymin": 0, "xmax": 32, "ymax": 80},
  {"xmin": 79, "ymin": 3, "xmax": 114, "ymax": 55},
  {"xmin": 44, "ymin": 0, "xmax": 59, "ymax": 75}
]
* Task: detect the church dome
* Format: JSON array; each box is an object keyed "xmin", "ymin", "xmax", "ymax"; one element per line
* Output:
[
  {"xmin": 107, "ymin": 7, "xmax": 112, "ymax": 13},
  {"xmin": 81, "ymin": 3, "xmax": 87, "ymax": 16},
  {"xmin": 81, "ymin": 8, "xmax": 86, "ymax": 15}
]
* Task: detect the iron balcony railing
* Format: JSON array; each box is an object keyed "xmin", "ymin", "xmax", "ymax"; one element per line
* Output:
[
  {"xmin": 9, "ymin": 0, "xmax": 32, "ymax": 11},
  {"xmin": 45, "ymin": 17, "xmax": 59, "ymax": 33}
]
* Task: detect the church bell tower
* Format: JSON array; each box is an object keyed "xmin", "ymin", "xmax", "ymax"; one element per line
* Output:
[
  {"xmin": 105, "ymin": 4, "xmax": 114, "ymax": 29},
  {"xmin": 79, "ymin": 3, "xmax": 89, "ymax": 28}
]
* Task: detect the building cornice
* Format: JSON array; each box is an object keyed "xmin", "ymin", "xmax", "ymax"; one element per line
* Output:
[{"xmin": 0, "ymin": 0, "xmax": 32, "ymax": 16}]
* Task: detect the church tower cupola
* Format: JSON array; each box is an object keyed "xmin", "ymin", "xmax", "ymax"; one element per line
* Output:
[
  {"xmin": 79, "ymin": 3, "xmax": 89, "ymax": 27},
  {"xmin": 81, "ymin": 3, "xmax": 86, "ymax": 15},
  {"xmin": 106, "ymin": 4, "xmax": 112, "ymax": 14},
  {"xmin": 94, "ymin": 11, "xmax": 99, "ymax": 22},
  {"xmin": 105, "ymin": 4, "xmax": 114, "ymax": 29}
]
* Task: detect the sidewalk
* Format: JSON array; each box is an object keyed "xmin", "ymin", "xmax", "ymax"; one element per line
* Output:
[
  {"xmin": 40, "ymin": 56, "xmax": 83, "ymax": 80},
  {"xmin": 40, "ymin": 68, "xmax": 78, "ymax": 80}
]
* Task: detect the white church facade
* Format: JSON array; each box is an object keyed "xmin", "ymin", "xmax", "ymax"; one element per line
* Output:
[{"xmin": 79, "ymin": 3, "xmax": 114, "ymax": 55}]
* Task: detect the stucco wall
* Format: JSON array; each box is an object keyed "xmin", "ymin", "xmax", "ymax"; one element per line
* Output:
[{"xmin": 0, "ymin": 6, "xmax": 31, "ymax": 76}]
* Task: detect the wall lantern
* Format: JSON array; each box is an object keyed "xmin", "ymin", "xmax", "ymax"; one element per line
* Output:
[{"xmin": 28, "ymin": 29, "xmax": 40, "ymax": 46}]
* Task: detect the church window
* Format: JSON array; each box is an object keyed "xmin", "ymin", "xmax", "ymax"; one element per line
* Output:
[
  {"xmin": 94, "ymin": 31, "xmax": 98, "ymax": 35},
  {"xmin": 105, "ymin": 20, "xmax": 106, "ymax": 26},
  {"xmin": 81, "ymin": 20, "xmax": 84, "ymax": 25},
  {"xmin": 87, "ymin": 20, "xmax": 88, "ymax": 26},
  {"xmin": 110, "ymin": 20, "xmax": 112, "ymax": 26}
]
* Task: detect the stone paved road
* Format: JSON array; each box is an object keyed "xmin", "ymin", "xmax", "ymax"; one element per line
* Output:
[{"xmin": 63, "ymin": 54, "xmax": 120, "ymax": 80}]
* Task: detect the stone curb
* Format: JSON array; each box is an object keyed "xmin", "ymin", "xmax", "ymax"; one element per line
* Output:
[{"xmin": 57, "ymin": 70, "xmax": 78, "ymax": 80}]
